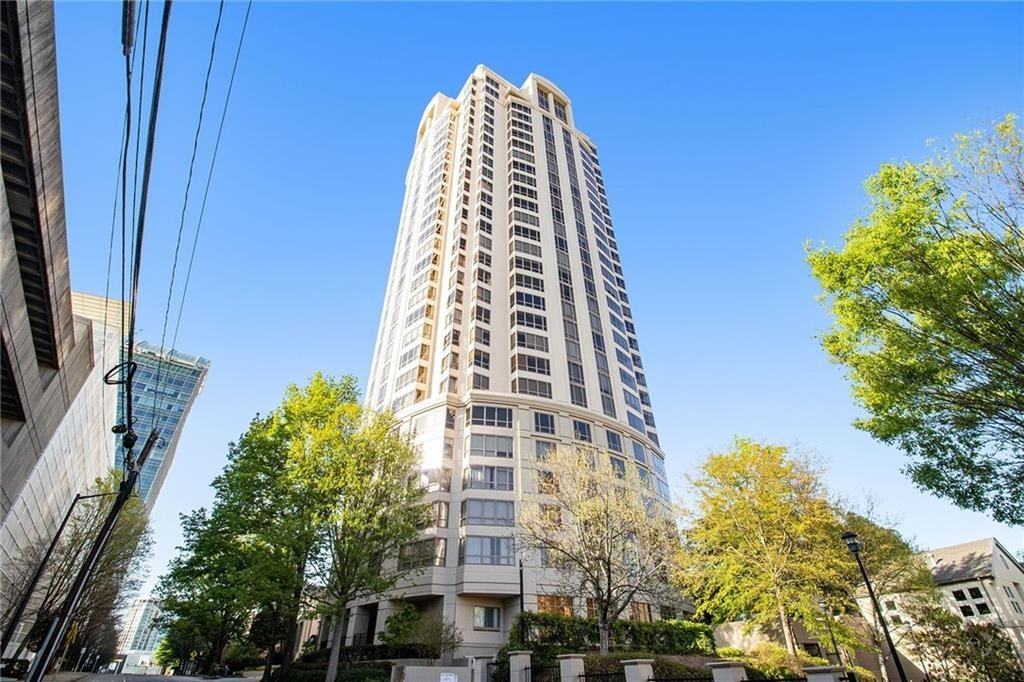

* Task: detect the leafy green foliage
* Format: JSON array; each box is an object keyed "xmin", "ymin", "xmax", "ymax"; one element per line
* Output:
[
  {"xmin": 675, "ymin": 440, "xmax": 853, "ymax": 656},
  {"xmin": 903, "ymin": 598, "xmax": 1024, "ymax": 681},
  {"xmin": 518, "ymin": 445, "xmax": 682, "ymax": 652},
  {"xmin": 508, "ymin": 611, "xmax": 715, "ymax": 655},
  {"xmin": 807, "ymin": 114, "xmax": 1024, "ymax": 523}
]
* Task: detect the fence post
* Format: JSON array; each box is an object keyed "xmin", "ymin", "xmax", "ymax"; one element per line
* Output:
[
  {"xmin": 473, "ymin": 657, "xmax": 495, "ymax": 682},
  {"xmin": 621, "ymin": 659, "xmax": 653, "ymax": 682},
  {"xmin": 557, "ymin": 654, "xmax": 585, "ymax": 681},
  {"xmin": 509, "ymin": 651, "xmax": 533, "ymax": 682},
  {"xmin": 803, "ymin": 666, "xmax": 847, "ymax": 682},
  {"xmin": 706, "ymin": 661, "xmax": 748, "ymax": 682}
]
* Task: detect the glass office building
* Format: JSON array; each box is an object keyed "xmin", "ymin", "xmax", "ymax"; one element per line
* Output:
[{"xmin": 116, "ymin": 341, "xmax": 209, "ymax": 507}]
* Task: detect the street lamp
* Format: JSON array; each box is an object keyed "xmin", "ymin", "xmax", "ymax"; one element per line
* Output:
[
  {"xmin": 842, "ymin": 531, "xmax": 908, "ymax": 682},
  {"xmin": 0, "ymin": 490, "xmax": 120, "ymax": 656},
  {"xmin": 817, "ymin": 598, "xmax": 841, "ymax": 665}
]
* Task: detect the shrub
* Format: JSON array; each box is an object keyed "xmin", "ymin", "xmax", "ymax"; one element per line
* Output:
[
  {"xmin": 507, "ymin": 612, "xmax": 716, "ymax": 656},
  {"xmin": 582, "ymin": 653, "xmax": 707, "ymax": 678},
  {"xmin": 271, "ymin": 661, "xmax": 393, "ymax": 682}
]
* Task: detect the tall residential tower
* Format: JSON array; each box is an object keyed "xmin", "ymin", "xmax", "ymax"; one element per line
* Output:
[{"xmin": 361, "ymin": 66, "xmax": 671, "ymax": 655}]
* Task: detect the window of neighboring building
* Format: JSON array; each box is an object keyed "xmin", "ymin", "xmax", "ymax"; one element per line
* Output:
[
  {"xmin": 630, "ymin": 602, "xmax": 652, "ymax": 622},
  {"xmin": 460, "ymin": 536, "xmax": 515, "ymax": 565},
  {"xmin": 573, "ymin": 420, "xmax": 592, "ymax": 442},
  {"xmin": 470, "ymin": 405, "xmax": 513, "ymax": 427},
  {"xmin": 465, "ymin": 465, "xmax": 514, "ymax": 490},
  {"xmin": 474, "ymin": 606, "xmax": 501, "ymax": 631},
  {"xmin": 534, "ymin": 412, "xmax": 556, "ymax": 434},
  {"xmin": 952, "ymin": 589, "xmax": 967, "ymax": 601},
  {"xmin": 535, "ymin": 440, "xmax": 555, "ymax": 460},
  {"xmin": 890, "ymin": 615, "xmax": 903, "ymax": 625},
  {"xmin": 960, "ymin": 605, "xmax": 975, "ymax": 617},
  {"xmin": 537, "ymin": 470, "xmax": 558, "ymax": 494},
  {"xmin": 537, "ymin": 595, "xmax": 573, "ymax": 616},
  {"xmin": 606, "ymin": 431, "xmax": 622, "ymax": 453},
  {"xmin": 632, "ymin": 442, "xmax": 647, "ymax": 464},
  {"xmin": 968, "ymin": 587, "xmax": 983, "ymax": 600},
  {"xmin": 462, "ymin": 499, "xmax": 515, "ymax": 526},
  {"xmin": 976, "ymin": 602, "xmax": 992, "ymax": 615},
  {"xmin": 469, "ymin": 434, "xmax": 514, "ymax": 458},
  {"xmin": 609, "ymin": 457, "xmax": 626, "ymax": 478},
  {"xmin": 660, "ymin": 605, "xmax": 677, "ymax": 620},
  {"xmin": 885, "ymin": 600, "xmax": 897, "ymax": 611},
  {"xmin": 398, "ymin": 538, "xmax": 446, "ymax": 570}
]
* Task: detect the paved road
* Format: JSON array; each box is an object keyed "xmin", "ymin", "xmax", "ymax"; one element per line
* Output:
[{"xmin": 62, "ymin": 671, "xmax": 241, "ymax": 675}]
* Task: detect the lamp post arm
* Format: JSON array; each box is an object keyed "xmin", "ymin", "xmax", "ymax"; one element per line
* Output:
[{"xmin": 1, "ymin": 490, "xmax": 119, "ymax": 655}]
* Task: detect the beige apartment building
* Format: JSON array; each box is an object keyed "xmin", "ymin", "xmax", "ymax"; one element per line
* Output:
[{"xmin": 360, "ymin": 66, "xmax": 673, "ymax": 655}]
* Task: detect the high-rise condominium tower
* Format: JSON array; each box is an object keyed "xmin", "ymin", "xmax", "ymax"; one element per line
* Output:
[{"xmin": 361, "ymin": 66, "xmax": 671, "ymax": 655}]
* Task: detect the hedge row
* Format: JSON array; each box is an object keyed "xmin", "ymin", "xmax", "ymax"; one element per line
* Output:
[
  {"xmin": 582, "ymin": 653, "xmax": 708, "ymax": 678},
  {"xmin": 510, "ymin": 612, "xmax": 716, "ymax": 655},
  {"xmin": 300, "ymin": 645, "xmax": 421, "ymax": 664},
  {"xmin": 271, "ymin": 661, "xmax": 394, "ymax": 682}
]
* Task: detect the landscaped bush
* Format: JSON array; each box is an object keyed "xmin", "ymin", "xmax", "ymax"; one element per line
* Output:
[
  {"xmin": 300, "ymin": 644, "xmax": 420, "ymax": 664},
  {"xmin": 508, "ymin": 612, "xmax": 716, "ymax": 656},
  {"xmin": 582, "ymin": 652, "xmax": 708, "ymax": 678},
  {"xmin": 714, "ymin": 643, "xmax": 874, "ymax": 681},
  {"xmin": 271, "ymin": 660, "xmax": 394, "ymax": 682}
]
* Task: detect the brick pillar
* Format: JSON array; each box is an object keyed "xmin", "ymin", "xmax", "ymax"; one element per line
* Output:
[
  {"xmin": 621, "ymin": 659, "xmax": 653, "ymax": 682},
  {"xmin": 509, "ymin": 651, "xmax": 532, "ymax": 682},
  {"xmin": 557, "ymin": 654, "xmax": 585, "ymax": 682},
  {"xmin": 707, "ymin": 661, "xmax": 748, "ymax": 682},
  {"xmin": 803, "ymin": 666, "xmax": 847, "ymax": 682}
]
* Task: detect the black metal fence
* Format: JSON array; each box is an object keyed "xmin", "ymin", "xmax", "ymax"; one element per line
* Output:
[
  {"xmin": 578, "ymin": 672, "xmax": 625, "ymax": 682},
  {"xmin": 648, "ymin": 676, "xmax": 713, "ymax": 681},
  {"xmin": 529, "ymin": 665, "xmax": 562, "ymax": 682}
]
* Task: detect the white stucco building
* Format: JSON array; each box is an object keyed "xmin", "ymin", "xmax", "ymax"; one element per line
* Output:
[{"xmin": 359, "ymin": 66, "xmax": 674, "ymax": 656}]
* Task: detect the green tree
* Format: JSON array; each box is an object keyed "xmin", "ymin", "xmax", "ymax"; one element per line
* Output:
[
  {"xmin": 807, "ymin": 114, "xmax": 1024, "ymax": 524},
  {"xmin": 297, "ymin": 409, "xmax": 430, "ymax": 681},
  {"xmin": 675, "ymin": 439, "xmax": 851, "ymax": 656},
  {"xmin": 154, "ymin": 508, "xmax": 252, "ymax": 674},
  {"xmin": 903, "ymin": 597, "xmax": 1024, "ymax": 681},
  {"xmin": 518, "ymin": 444, "xmax": 681, "ymax": 654},
  {"xmin": 1, "ymin": 470, "xmax": 151, "ymax": 666},
  {"xmin": 833, "ymin": 511, "xmax": 934, "ymax": 680}
]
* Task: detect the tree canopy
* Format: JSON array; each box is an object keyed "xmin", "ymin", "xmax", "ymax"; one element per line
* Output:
[
  {"xmin": 807, "ymin": 114, "xmax": 1024, "ymax": 524},
  {"xmin": 518, "ymin": 444, "xmax": 681, "ymax": 653}
]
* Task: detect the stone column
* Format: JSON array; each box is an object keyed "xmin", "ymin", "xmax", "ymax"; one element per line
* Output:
[
  {"xmin": 707, "ymin": 661, "xmax": 748, "ymax": 682},
  {"xmin": 557, "ymin": 654, "xmax": 585, "ymax": 682},
  {"xmin": 509, "ymin": 651, "xmax": 533, "ymax": 682},
  {"xmin": 621, "ymin": 659, "xmax": 653, "ymax": 682},
  {"xmin": 472, "ymin": 657, "xmax": 495, "ymax": 682},
  {"xmin": 803, "ymin": 666, "xmax": 847, "ymax": 682}
]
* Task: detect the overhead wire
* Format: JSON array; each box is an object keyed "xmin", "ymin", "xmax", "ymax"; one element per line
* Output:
[
  {"xmin": 169, "ymin": 0, "xmax": 254, "ymax": 352},
  {"xmin": 151, "ymin": 0, "xmax": 225, "ymax": 436},
  {"xmin": 122, "ymin": 0, "xmax": 173, "ymax": 457}
]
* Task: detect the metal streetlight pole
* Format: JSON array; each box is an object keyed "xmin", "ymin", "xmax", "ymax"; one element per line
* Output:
[
  {"xmin": 27, "ymin": 430, "xmax": 158, "ymax": 682},
  {"xmin": 0, "ymin": 490, "xmax": 119, "ymax": 656},
  {"xmin": 519, "ymin": 559, "xmax": 527, "ymax": 644},
  {"xmin": 842, "ymin": 531, "xmax": 908, "ymax": 682},
  {"xmin": 817, "ymin": 599, "xmax": 841, "ymax": 665}
]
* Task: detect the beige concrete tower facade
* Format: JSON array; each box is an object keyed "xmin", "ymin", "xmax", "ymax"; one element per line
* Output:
[{"xmin": 361, "ymin": 66, "xmax": 671, "ymax": 655}]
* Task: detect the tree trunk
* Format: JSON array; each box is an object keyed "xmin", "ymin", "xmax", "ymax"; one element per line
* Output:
[
  {"xmin": 777, "ymin": 603, "xmax": 797, "ymax": 656},
  {"xmin": 597, "ymin": 617, "xmax": 610, "ymax": 654},
  {"xmin": 876, "ymin": 649, "xmax": 891, "ymax": 682},
  {"xmin": 324, "ymin": 616, "xmax": 345, "ymax": 682},
  {"xmin": 262, "ymin": 609, "xmax": 278, "ymax": 682}
]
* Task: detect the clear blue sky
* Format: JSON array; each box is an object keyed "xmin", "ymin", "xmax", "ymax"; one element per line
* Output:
[{"xmin": 53, "ymin": 2, "xmax": 1023, "ymax": 590}]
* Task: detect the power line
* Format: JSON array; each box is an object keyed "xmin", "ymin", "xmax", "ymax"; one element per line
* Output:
[
  {"xmin": 151, "ymin": 0, "xmax": 225, "ymax": 435},
  {"xmin": 119, "ymin": 0, "xmax": 173, "ymax": 456},
  {"xmin": 170, "ymin": 0, "xmax": 254, "ymax": 352}
]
